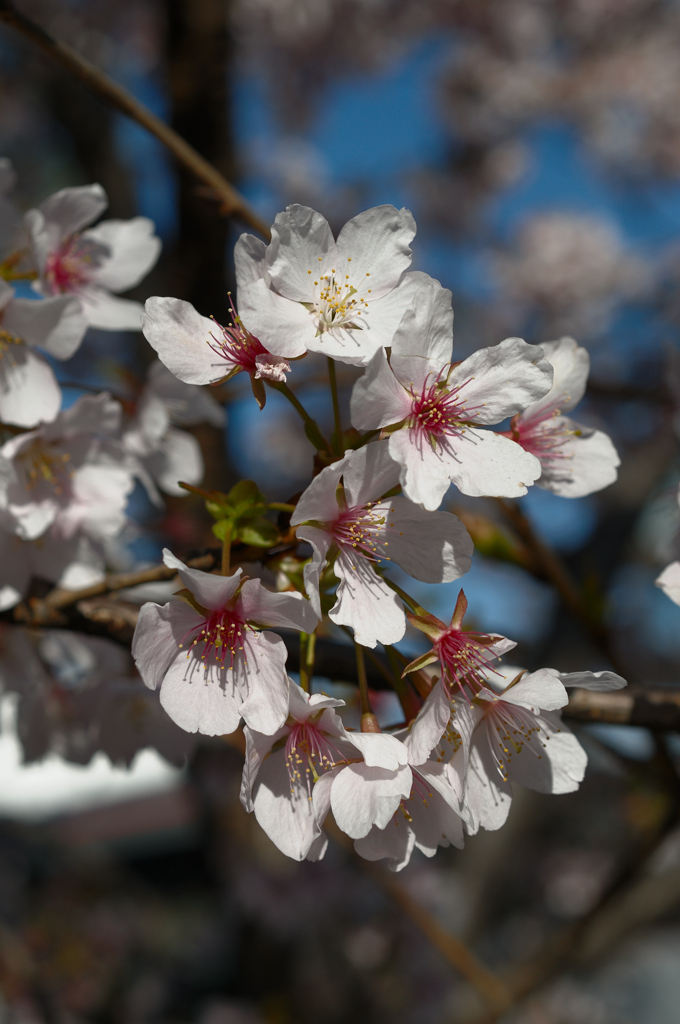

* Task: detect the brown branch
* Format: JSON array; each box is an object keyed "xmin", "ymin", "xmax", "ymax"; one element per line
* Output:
[{"xmin": 0, "ymin": 0, "xmax": 271, "ymax": 240}]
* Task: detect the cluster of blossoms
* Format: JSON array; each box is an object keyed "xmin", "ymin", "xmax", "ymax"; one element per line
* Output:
[
  {"xmin": 129, "ymin": 202, "xmax": 625, "ymax": 868},
  {"xmin": 0, "ymin": 161, "xmax": 223, "ymax": 612}
]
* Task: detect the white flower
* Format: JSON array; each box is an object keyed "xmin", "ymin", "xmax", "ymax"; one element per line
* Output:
[
  {"xmin": 502, "ymin": 337, "xmax": 620, "ymax": 497},
  {"xmin": 240, "ymin": 684, "xmax": 355, "ymax": 861},
  {"xmin": 132, "ymin": 550, "xmax": 319, "ymax": 737},
  {"xmin": 291, "ymin": 440, "xmax": 472, "ymax": 648},
  {"xmin": 237, "ymin": 204, "xmax": 427, "ymax": 366},
  {"xmin": 0, "ymin": 392, "xmax": 132, "ymax": 541},
  {"xmin": 353, "ymin": 719, "xmax": 467, "ymax": 872},
  {"xmin": 144, "ymin": 360, "xmax": 225, "ymax": 429},
  {"xmin": 0, "ymin": 279, "xmax": 87, "ymax": 427},
  {"xmin": 656, "ymin": 561, "xmax": 680, "ymax": 606},
  {"xmin": 26, "ymin": 184, "xmax": 161, "ymax": 330},
  {"xmin": 351, "ymin": 276, "xmax": 553, "ymax": 509},
  {"xmin": 142, "ymin": 289, "xmax": 291, "ymax": 409}
]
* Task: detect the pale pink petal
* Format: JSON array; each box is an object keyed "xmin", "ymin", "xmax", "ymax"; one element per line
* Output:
[
  {"xmin": 290, "ymin": 462, "xmax": 343, "ymax": 526},
  {"xmin": 0, "ymin": 346, "xmax": 61, "ymax": 428},
  {"xmin": 504, "ymin": 711, "xmax": 587, "ymax": 795},
  {"xmin": 350, "ymin": 347, "xmax": 412, "ymax": 431},
  {"xmin": 132, "ymin": 599, "xmax": 202, "ymax": 691},
  {"xmin": 403, "ymin": 680, "xmax": 453, "ymax": 766},
  {"xmin": 347, "ymin": 731, "xmax": 409, "ymax": 770},
  {"xmin": 462, "ymin": 740, "xmax": 513, "ymax": 833},
  {"xmin": 78, "ymin": 287, "xmax": 144, "ymax": 331},
  {"xmin": 267, "ymin": 205, "xmax": 336, "ymax": 301},
  {"xmin": 143, "ymin": 427, "xmax": 204, "ymax": 496},
  {"xmin": 557, "ymin": 669, "xmax": 627, "ymax": 691},
  {"xmin": 335, "ymin": 205, "xmax": 416, "ymax": 299},
  {"xmin": 353, "ymin": 816, "xmax": 416, "ymax": 870},
  {"xmin": 142, "ymin": 296, "xmax": 225, "ymax": 385},
  {"xmin": 238, "ymin": 277, "xmax": 313, "ymax": 358},
  {"xmin": 146, "ymin": 360, "xmax": 225, "ymax": 427},
  {"xmin": 238, "ymin": 578, "xmax": 319, "ymax": 632},
  {"xmin": 234, "ymin": 631, "xmax": 290, "ymax": 735},
  {"xmin": 525, "ymin": 337, "xmax": 590, "ymax": 418},
  {"xmin": 162, "ymin": 548, "xmax": 243, "ymax": 610},
  {"xmin": 3, "ymin": 295, "xmax": 87, "ymax": 359},
  {"xmin": 656, "ymin": 561, "xmax": 680, "ymax": 607},
  {"xmin": 240, "ymin": 723, "xmax": 288, "ymax": 812},
  {"xmin": 385, "ymin": 496, "xmax": 472, "ymax": 583},
  {"xmin": 159, "ymin": 654, "xmax": 241, "ymax": 736},
  {"xmin": 36, "ymin": 183, "xmax": 107, "ymax": 239},
  {"xmin": 445, "ymin": 428, "xmax": 543, "ymax": 499},
  {"xmin": 252, "ymin": 746, "xmax": 323, "ymax": 860},
  {"xmin": 499, "ymin": 669, "xmax": 569, "ymax": 712},
  {"xmin": 331, "ymin": 762, "xmax": 413, "ymax": 838},
  {"xmin": 389, "ymin": 275, "xmax": 454, "ymax": 389},
  {"xmin": 84, "ymin": 218, "xmax": 161, "ymax": 292},
  {"xmin": 536, "ymin": 419, "xmax": 620, "ymax": 498},
  {"xmin": 450, "ymin": 337, "xmax": 553, "ymax": 425},
  {"xmin": 339, "ymin": 440, "xmax": 400, "ymax": 509},
  {"xmin": 295, "ymin": 525, "xmax": 331, "ymax": 619},
  {"xmin": 331, "ymin": 548, "xmax": 405, "ymax": 648},
  {"xmin": 387, "ymin": 427, "xmax": 453, "ymax": 511},
  {"xmin": 254, "ymin": 353, "xmax": 290, "ymax": 382},
  {"xmin": 234, "ymin": 233, "xmax": 267, "ymax": 291}
]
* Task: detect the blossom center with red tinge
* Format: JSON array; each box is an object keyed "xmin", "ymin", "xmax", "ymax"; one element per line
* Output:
[
  {"xmin": 435, "ymin": 626, "xmax": 502, "ymax": 696},
  {"xmin": 331, "ymin": 502, "xmax": 397, "ymax": 564},
  {"xmin": 512, "ymin": 410, "xmax": 575, "ymax": 469},
  {"xmin": 285, "ymin": 720, "xmax": 346, "ymax": 797},
  {"xmin": 45, "ymin": 236, "xmax": 102, "ymax": 295},
  {"xmin": 483, "ymin": 698, "xmax": 555, "ymax": 781},
  {"xmin": 409, "ymin": 374, "xmax": 479, "ymax": 445},
  {"xmin": 180, "ymin": 606, "xmax": 253, "ymax": 668},
  {"xmin": 208, "ymin": 297, "xmax": 268, "ymax": 375}
]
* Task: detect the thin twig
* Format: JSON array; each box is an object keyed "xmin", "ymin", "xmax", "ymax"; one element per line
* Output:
[{"xmin": 0, "ymin": 0, "xmax": 270, "ymax": 239}]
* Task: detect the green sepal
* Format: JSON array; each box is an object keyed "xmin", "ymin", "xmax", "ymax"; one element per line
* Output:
[
  {"xmin": 406, "ymin": 611, "xmax": 446, "ymax": 639},
  {"xmin": 402, "ymin": 649, "xmax": 439, "ymax": 678},
  {"xmin": 236, "ymin": 517, "xmax": 280, "ymax": 548}
]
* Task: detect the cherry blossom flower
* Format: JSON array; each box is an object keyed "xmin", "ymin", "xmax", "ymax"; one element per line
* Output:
[
  {"xmin": 123, "ymin": 382, "xmax": 204, "ymax": 501},
  {"xmin": 403, "ymin": 590, "xmax": 516, "ymax": 698},
  {"xmin": 132, "ymin": 550, "xmax": 318, "ymax": 737},
  {"xmin": 656, "ymin": 561, "xmax": 680, "ymax": 606},
  {"xmin": 142, "ymin": 294, "xmax": 290, "ymax": 411},
  {"xmin": 240, "ymin": 684, "xmax": 356, "ymax": 861},
  {"xmin": 502, "ymin": 336, "xmax": 620, "ymax": 497},
  {"xmin": 291, "ymin": 440, "xmax": 473, "ymax": 648},
  {"xmin": 350, "ymin": 276, "xmax": 553, "ymax": 509},
  {"xmin": 25, "ymin": 183, "xmax": 161, "ymax": 330},
  {"xmin": 352, "ymin": 718, "xmax": 468, "ymax": 871},
  {"xmin": 236, "ymin": 204, "xmax": 428, "ymax": 365},
  {"xmin": 0, "ymin": 279, "xmax": 87, "ymax": 427},
  {"xmin": 0, "ymin": 392, "xmax": 133, "ymax": 542}
]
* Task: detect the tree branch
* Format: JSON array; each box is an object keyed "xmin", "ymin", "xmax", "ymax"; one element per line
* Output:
[{"xmin": 0, "ymin": 0, "xmax": 271, "ymax": 239}]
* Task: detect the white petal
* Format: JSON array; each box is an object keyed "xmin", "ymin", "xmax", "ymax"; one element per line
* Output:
[
  {"xmin": 354, "ymin": 817, "xmax": 416, "ymax": 871},
  {"xmin": 331, "ymin": 762, "xmax": 412, "ymax": 838},
  {"xmin": 37, "ymin": 183, "xmax": 107, "ymax": 238},
  {"xmin": 290, "ymin": 461, "xmax": 344, "ymax": 526},
  {"xmin": 240, "ymin": 723, "xmax": 286, "ymax": 811},
  {"xmin": 161, "ymin": 548, "xmax": 243, "ymax": 610},
  {"xmin": 335, "ymin": 205, "xmax": 415, "ymax": 299},
  {"xmin": 146, "ymin": 360, "xmax": 225, "ymax": 427},
  {"xmin": 525, "ymin": 337, "xmax": 589, "ymax": 418},
  {"xmin": 339, "ymin": 440, "xmax": 400, "ymax": 508},
  {"xmin": 500, "ymin": 669, "xmax": 569, "ymax": 711},
  {"xmin": 78, "ymin": 288, "xmax": 144, "ymax": 331},
  {"xmin": 330, "ymin": 548, "xmax": 405, "ymax": 648},
  {"xmin": 295, "ymin": 525, "xmax": 330, "ymax": 620},
  {"xmin": 390, "ymin": 275, "xmax": 454, "ymax": 389},
  {"xmin": 132, "ymin": 600, "xmax": 202, "ymax": 691},
  {"xmin": 403, "ymin": 680, "xmax": 453, "ymax": 766},
  {"xmin": 267, "ymin": 204, "xmax": 336, "ymax": 301},
  {"xmin": 387, "ymin": 427, "xmax": 453, "ymax": 511},
  {"xmin": 506, "ymin": 711, "xmax": 587, "ymax": 795},
  {"xmin": 463, "ymin": 739, "xmax": 513, "ymax": 833},
  {"xmin": 160, "ymin": 654, "xmax": 242, "ymax": 736},
  {"xmin": 558, "ymin": 669, "xmax": 627, "ymax": 691},
  {"xmin": 445, "ymin": 428, "xmax": 543, "ymax": 499},
  {"xmin": 3, "ymin": 295, "xmax": 87, "ymax": 359},
  {"xmin": 0, "ymin": 346, "xmax": 61, "ymax": 428},
  {"xmin": 536, "ymin": 420, "xmax": 620, "ymax": 498},
  {"xmin": 234, "ymin": 233, "xmax": 267, "ymax": 291},
  {"xmin": 238, "ymin": 578, "xmax": 319, "ymax": 632},
  {"xmin": 656, "ymin": 561, "xmax": 680, "ymax": 607},
  {"xmin": 143, "ymin": 427, "xmax": 204, "ymax": 496},
  {"xmin": 350, "ymin": 347, "xmax": 412, "ymax": 431},
  {"xmin": 142, "ymin": 296, "xmax": 225, "ymax": 385},
  {"xmin": 253, "ymin": 746, "xmax": 322, "ymax": 860},
  {"xmin": 347, "ymin": 731, "xmax": 410, "ymax": 770},
  {"xmin": 44, "ymin": 391, "xmax": 121, "ymax": 438},
  {"xmin": 84, "ymin": 218, "xmax": 161, "ymax": 292},
  {"xmin": 450, "ymin": 337, "xmax": 553, "ymax": 425},
  {"xmin": 385, "ymin": 496, "xmax": 472, "ymax": 583},
  {"xmin": 237, "ymin": 277, "xmax": 313, "ymax": 358},
  {"xmin": 235, "ymin": 632, "xmax": 290, "ymax": 735}
]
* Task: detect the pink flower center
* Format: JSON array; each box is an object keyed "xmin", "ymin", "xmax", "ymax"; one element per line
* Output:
[
  {"xmin": 483, "ymin": 698, "xmax": 555, "ymax": 782},
  {"xmin": 435, "ymin": 627, "xmax": 501, "ymax": 697},
  {"xmin": 511, "ymin": 410, "xmax": 575, "ymax": 468},
  {"xmin": 45, "ymin": 236, "xmax": 101, "ymax": 295},
  {"xmin": 179, "ymin": 607, "xmax": 253, "ymax": 668},
  {"xmin": 330, "ymin": 502, "xmax": 398, "ymax": 564},
  {"xmin": 285, "ymin": 719, "xmax": 346, "ymax": 797},
  {"xmin": 207, "ymin": 298, "xmax": 269, "ymax": 376},
  {"xmin": 409, "ymin": 372, "xmax": 482, "ymax": 449}
]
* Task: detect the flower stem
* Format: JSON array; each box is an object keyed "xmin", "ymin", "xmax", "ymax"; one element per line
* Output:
[
  {"xmin": 327, "ymin": 356, "xmax": 342, "ymax": 454},
  {"xmin": 355, "ymin": 642, "xmax": 380, "ymax": 732},
  {"xmin": 299, "ymin": 631, "xmax": 317, "ymax": 692},
  {"xmin": 221, "ymin": 522, "xmax": 232, "ymax": 575},
  {"xmin": 266, "ymin": 502, "xmax": 296, "ymax": 513},
  {"xmin": 268, "ymin": 380, "xmax": 330, "ymax": 454}
]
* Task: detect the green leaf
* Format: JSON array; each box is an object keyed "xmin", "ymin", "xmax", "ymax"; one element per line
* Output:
[
  {"xmin": 212, "ymin": 519, "xmax": 233, "ymax": 541},
  {"xmin": 236, "ymin": 517, "xmax": 280, "ymax": 548},
  {"xmin": 228, "ymin": 480, "xmax": 263, "ymax": 506}
]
